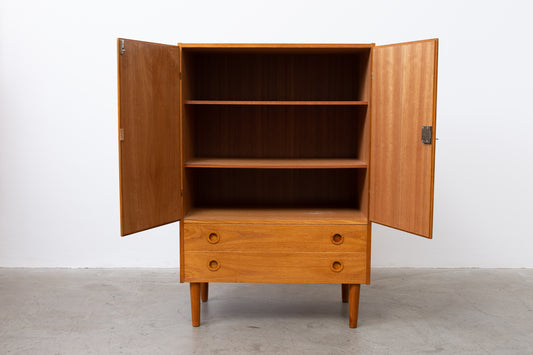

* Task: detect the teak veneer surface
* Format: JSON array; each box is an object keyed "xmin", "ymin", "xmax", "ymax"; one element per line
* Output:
[
  {"xmin": 116, "ymin": 39, "xmax": 439, "ymax": 329},
  {"xmin": 187, "ymin": 105, "xmax": 367, "ymax": 160},
  {"xmin": 190, "ymin": 168, "xmax": 366, "ymax": 210},
  {"xmin": 184, "ymin": 100, "xmax": 368, "ymax": 105},
  {"xmin": 184, "ymin": 208, "xmax": 367, "ymax": 225},
  {"xmin": 183, "ymin": 251, "xmax": 367, "ymax": 284},
  {"xmin": 185, "ymin": 158, "xmax": 367, "ymax": 169},
  {"xmin": 180, "ymin": 43, "xmax": 373, "ymax": 49},
  {"xmin": 117, "ymin": 39, "xmax": 181, "ymax": 236},
  {"xmin": 370, "ymin": 39, "xmax": 438, "ymax": 238},
  {"xmin": 184, "ymin": 224, "xmax": 367, "ymax": 252},
  {"xmin": 184, "ymin": 51, "xmax": 370, "ymax": 101}
]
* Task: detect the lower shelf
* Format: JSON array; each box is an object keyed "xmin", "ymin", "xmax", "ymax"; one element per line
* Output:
[
  {"xmin": 185, "ymin": 158, "xmax": 367, "ymax": 169},
  {"xmin": 183, "ymin": 251, "xmax": 367, "ymax": 284},
  {"xmin": 184, "ymin": 208, "xmax": 367, "ymax": 225}
]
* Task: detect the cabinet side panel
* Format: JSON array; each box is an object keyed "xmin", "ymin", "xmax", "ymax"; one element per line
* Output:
[
  {"xmin": 179, "ymin": 45, "xmax": 187, "ymax": 282},
  {"xmin": 370, "ymin": 39, "xmax": 438, "ymax": 238},
  {"xmin": 118, "ymin": 39, "xmax": 181, "ymax": 235}
]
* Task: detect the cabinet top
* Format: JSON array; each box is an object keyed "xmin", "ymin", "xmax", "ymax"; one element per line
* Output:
[
  {"xmin": 179, "ymin": 43, "xmax": 375, "ymax": 52},
  {"xmin": 179, "ymin": 43, "xmax": 374, "ymax": 47}
]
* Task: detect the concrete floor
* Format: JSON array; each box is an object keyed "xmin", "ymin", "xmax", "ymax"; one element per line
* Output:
[{"xmin": 1, "ymin": 269, "xmax": 532, "ymax": 354}]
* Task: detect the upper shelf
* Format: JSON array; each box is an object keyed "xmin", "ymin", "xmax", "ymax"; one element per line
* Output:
[
  {"xmin": 185, "ymin": 158, "xmax": 367, "ymax": 169},
  {"xmin": 184, "ymin": 100, "xmax": 368, "ymax": 106}
]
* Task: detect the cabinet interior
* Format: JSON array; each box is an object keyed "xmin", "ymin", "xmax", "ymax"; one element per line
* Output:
[
  {"xmin": 186, "ymin": 105, "xmax": 368, "ymax": 159},
  {"xmin": 181, "ymin": 46, "xmax": 371, "ymax": 222},
  {"xmin": 188, "ymin": 168, "xmax": 365, "ymax": 208},
  {"xmin": 182, "ymin": 48, "xmax": 370, "ymax": 101}
]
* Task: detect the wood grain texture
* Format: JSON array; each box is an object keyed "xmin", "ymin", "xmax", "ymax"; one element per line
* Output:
[
  {"xmin": 180, "ymin": 43, "xmax": 373, "ymax": 49},
  {"xmin": 184, "ymin": 224, "xmax": 367, "ymax": 252},
  {"xmin": 180, "ymin": 214, "xmax": 185, "ymax": 283},
  {"xmin": 365, "ymin": 223, "xmax": 372, "ymax": 283},
  {"xmin": 183, "ymin": 251, "xmax": 367, "ymax": 283},
  {"xmin": 185, "ymin": 158, "xmax": 367, "ymax": 169},
  {"xmin": 189, "ymin": 169, "xmax": 366, "ymax": 210},
  {"xmin": 114, "ymin": 40, "xmax": 439, "ymax": 327},
  {"xmin": 185, "ymin": 208, "xmax": 367, "ymax": 225},
  {"xmin": 117, "ymin": 39, "xmax": 181, "ymax": 236},
  {"xmin": 358, "ymin": 47, "xmax": 373, "ymax": 222},
  {"xmin": 184, "ymin": 100, "xmax": 368, "ymax": 105},
  {"xmin": 183, "ymin": 51, "xmax": 370, "ymax": 101},
  {"xmin": 370, "ymin": 39, "xmax": 438, "ymax": 238},
  {"xmin": 188, "ymin": 105, "xmax": 367, "ymax": 160},
  {"xmin": 179, "ymin": 45, "xmax": 186, "ymax": 282}
]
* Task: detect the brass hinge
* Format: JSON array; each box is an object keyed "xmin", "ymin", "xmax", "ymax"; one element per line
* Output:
[
  {"xmin": 180, "ymin": 189, "xmax": 183, "ymax": 196},
  {"xmin": 119, "ymin": 128, "xmax": 124, "ymax": 141},
  {"xmin": 179, "ymin": 72, "xmax": 182, "ymax": 80},
  {"xmin": 421, "ymin": 126, "xmax": 432, "ymax": 144},
  {"xmin": 119, "ymin": 39, "xmax": 125, "ymax": 55}
]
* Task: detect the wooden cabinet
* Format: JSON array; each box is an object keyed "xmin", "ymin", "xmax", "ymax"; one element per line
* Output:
[{"xmin": 117, "ymin": 39, "xmax": 439, "ymax": 328}]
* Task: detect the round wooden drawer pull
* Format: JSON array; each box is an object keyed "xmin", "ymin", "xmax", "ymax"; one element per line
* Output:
[
  {"xmin": 207, "ymin": 232, "xmax": 220, "ymax": 244},
  {"xmin": 208, "ymin": 259, "xmax": 221, "ymax": 271},
  {"xmin": 331, "ymin": 233, "xmax": 344, "ymax": 245},
  {"xmin": 330, "ymin": 260, "xmax": 344, "ymax": 273}
]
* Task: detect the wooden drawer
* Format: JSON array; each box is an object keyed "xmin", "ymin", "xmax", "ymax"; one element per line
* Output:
[
  {"xmin": 183, "ymin": 251, "xmax": 367, "ymax": 284},
  {"xmin": 184, "ymin": 224, "xmax": 367, "ymax": 252}
]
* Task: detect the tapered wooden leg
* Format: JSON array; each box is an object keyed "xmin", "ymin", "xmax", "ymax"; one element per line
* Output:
[
  {"xmin": 349, "ymin": 284, "xmax": 361, "ymax": 328},
  {"xmin": 341, "ymin": 284, "xmax": 349, "ymax": 303},
  {"xmin": 201, "ymin": 282, "xmax": 209, "ymax": 302},
  {"xmin": 190, "ymin": 283, "xmax": 201, "ymax": 327}
]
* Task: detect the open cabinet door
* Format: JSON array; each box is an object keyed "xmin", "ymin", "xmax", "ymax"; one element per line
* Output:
[
  {"xmin": 370, "ymin": 39, "xmax": 438, "ymax": 238},
  {"xmin": 117, "ymin": 39, "xmax": 181, "ymax": 236}
]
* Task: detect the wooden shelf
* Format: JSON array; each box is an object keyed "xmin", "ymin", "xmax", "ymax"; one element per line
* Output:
[
  {"xmin": 184, "ymin": 208, "xmax": 367, "ymax": 225},
  {"xmin": 185, "ymin": 158, "xmax": 367, "ymax": 169},
  {"xmin": 184, "ymin": 100, "xmax": 368, "ymax": 106}
]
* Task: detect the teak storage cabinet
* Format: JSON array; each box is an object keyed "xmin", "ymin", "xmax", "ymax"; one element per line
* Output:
[{"xmin": 117, "ymin": 39, "xmax": 439, "ymax": 328}]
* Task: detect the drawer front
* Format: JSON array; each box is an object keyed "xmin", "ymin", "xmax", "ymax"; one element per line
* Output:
[
  {"xmin": 184, "ymin": 224, "xmax": 367, "ymax": 252},
  {"xmin": 183, "ymin": 251, "xmax": 367, "ymax": 284}
]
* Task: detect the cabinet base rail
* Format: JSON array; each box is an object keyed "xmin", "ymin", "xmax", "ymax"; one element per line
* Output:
[{"xmin": 189, "ymin": 282, "xmax": 361, "ymax": 328}]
